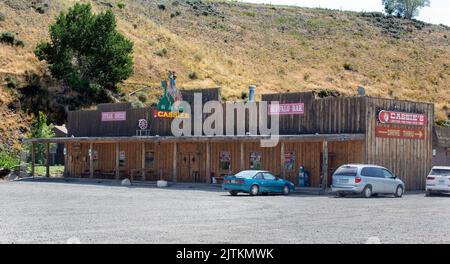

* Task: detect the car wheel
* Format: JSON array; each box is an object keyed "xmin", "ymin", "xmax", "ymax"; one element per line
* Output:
[
  {"xmin": 394, "ymin": 185, "xmax": 403, "ymax": 198},
  {"xmin": 336, "ymin": 192, "xmax": 346, "ymax": 198},
  {"xmin": 229, "ymin": 190, "xmax": 238, "ymax": 196},
  {"xmin": 362, "ymin": 186, "xmax": 372, "ymax": 198},
  {"xmin": 249, "ymin": 185, "xmax": 259, "ymax": 196},
  {"xmin": 282, "ymin": 185, "xmax": 290, "ymax": 195}
]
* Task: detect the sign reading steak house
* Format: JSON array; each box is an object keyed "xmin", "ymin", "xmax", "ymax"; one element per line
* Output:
[
  {"xmin": 101, "ymin": 111, "xmax": 126, "ymax": 122},
  {"xmin": 378, "ymin": 110, "xmax": 427, "ymax": 126}
]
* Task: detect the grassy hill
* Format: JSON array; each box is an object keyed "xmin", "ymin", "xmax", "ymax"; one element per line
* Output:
[{"xmin": 0, "ymin": 0, "xmax": 449, "ymax": 152}]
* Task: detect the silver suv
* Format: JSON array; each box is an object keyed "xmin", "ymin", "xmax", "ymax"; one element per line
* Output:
[{"xmin": 331, "ymin": 164, "xmax": 405, "ymax": 198}]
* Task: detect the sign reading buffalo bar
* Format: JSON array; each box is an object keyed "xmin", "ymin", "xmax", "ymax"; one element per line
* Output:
[
  {"xmin": 375, "ymin": 125, "xmax": 425, "ymax": 140},
  {"xmin": 378, "ymin": 110, "xmax": 427, "ymax": 126},
  {"xmin": 268, "ymin": 103, "xmax": 304, "ymax": 115}
]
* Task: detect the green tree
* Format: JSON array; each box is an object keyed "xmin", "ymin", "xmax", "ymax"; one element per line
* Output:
[
  {"xmin": 382, "ymin": 0, "xmax": 430, "ymax": 19},
  {"xmin": 35, "ymin": 3, "xmax": 133, "ymax": 95},
  {"xmin": 29, "ymin": 112, "xmax": 55, "ymax": 164}
]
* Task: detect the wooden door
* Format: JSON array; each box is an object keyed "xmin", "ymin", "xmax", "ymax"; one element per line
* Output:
[{"xmin": 178, "ymin": 152, "xmax": 201, "ymax": 182}]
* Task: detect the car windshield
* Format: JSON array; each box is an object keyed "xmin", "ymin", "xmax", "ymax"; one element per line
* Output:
[
  {"xmin": 334, "ymin": 166, "xmax": 358, "ymax": 176},
  {"xmin": 234, "ymin": 171, "xmax": 259, "ymax": 178},
  {"xmin": 430, "ymin": 169, "xmax": 450, "ymax": 176}
]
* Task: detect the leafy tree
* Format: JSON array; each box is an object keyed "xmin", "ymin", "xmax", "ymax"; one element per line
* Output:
[
  {"xmin": 382, "ymin": 0, "xmax": 430, "ymax": 19},
  {"xmin": 35, "ymin": 3, "xmax": 133, "ymax": 95},
  {"xmin": 28, "ymin": 112, "xmax": 55, "ymax": 164}
]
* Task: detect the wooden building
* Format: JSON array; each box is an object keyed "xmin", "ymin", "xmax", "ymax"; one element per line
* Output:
[
  {"xmin": 432, "ymin": 126, "xmax": 450, "ymax": 166},
  {"xmin": 24, "ymin": 89, "xmax": 434, "ymax": 190}
]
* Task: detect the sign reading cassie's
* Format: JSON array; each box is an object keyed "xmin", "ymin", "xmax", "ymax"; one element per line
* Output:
[{"xmin": 378, "ymin": 110, "xmax": 427, "ymax": 126}]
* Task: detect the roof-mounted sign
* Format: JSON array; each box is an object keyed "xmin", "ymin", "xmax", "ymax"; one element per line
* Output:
[
  {"xmin": 154, "ymin": 71, "xmax": 189, "ymax": 119},
  {"xmin": 378, "ymin": 110, "xmax": 426, "ymax": 126},
  {"xmin": 101, "ymin": 111, "xmax": 126, "ymax": 122},
  {"xmin": 268, "ymin": 103, "xmax": 305, "ymax": 115}
]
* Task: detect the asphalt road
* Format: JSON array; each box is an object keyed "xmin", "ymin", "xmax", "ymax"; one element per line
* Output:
[{"xmin": 1, "ymin": 180, "xmax": 449, "ymax": 244}]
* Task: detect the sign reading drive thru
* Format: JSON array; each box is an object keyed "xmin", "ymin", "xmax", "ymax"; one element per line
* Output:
[{"xmin": 378, "ymin": 110, "xmax": 426, "ymax": 126}]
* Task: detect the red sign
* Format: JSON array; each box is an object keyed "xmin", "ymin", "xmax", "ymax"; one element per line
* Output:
[
  {"xmin": 378, "ymin": 110, "xmax": 426, "ymax": 126},
  {"xmin": 101, "ymin": 111, "xmax": 126, "ymax": 121},
  {"xmin": 268, "ymin": 103, "xmax": 304, "ymax": 115},
  {"xmin": 375, "ymin": 126, "xmax": 425, "ymax": 140}
]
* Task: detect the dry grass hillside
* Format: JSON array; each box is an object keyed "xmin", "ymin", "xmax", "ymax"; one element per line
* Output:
[{"xmin": 0, "ymin": 0, "xmax": 449, "ymax": 151}]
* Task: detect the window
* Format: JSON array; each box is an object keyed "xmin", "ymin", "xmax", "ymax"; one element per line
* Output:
[
  {"xmin": 382, "ymin": 169, "xmax": 394, "ymax": 178},
  {"xmin": 430, "ymin": 169, "xmax": 450, "ymax": 176},
  {"xmin": 236, "ymin": 171, "xmax": 259, "ymax": 179},
  {"xmin": 254, "ymin": 173, "xmax": 264, "ymax": 180},
  {"xmin": 361, "ymin": 167, "xmax": 381, "ymax": 178},
  {"xmin": 334, "ymin": 166, "xmax": 358, "ymax": 177},
  {"xmin": 263, "ymin": 172, "xmax": 276, "ymax": 180},
  {"xmin": 219, "ymin": 151, "xmax": 231, "ymax": 171},
  {"xmin": 145, "ymin": 151, "xmax": 155, "ymax": 169},
  {"xmin": 284, "ymin": 152, "xmax": 295, "ymax": 171},
  {"xmin": 249, "ymin": 152, "xmax": 262, "ymax": 170}
]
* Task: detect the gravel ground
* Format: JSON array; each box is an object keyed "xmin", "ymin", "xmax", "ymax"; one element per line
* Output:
[{"xmin": 1, "ymin": 180, "xmax": 450, "ymax": 244}]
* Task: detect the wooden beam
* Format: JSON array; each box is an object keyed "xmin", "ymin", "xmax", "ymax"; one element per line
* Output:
[
  {"xmin": 172, "ymin": 143, "xmax": 177, "ymax": 182},
  {"xmin": 280, "ymin": 141, "xmax": 285, "ymax": 179},
  {"xmin": 205, "ymin": 142, "xmax": 211, "ymax": 183},
  {"xmin": 322, "ymin": 140, "xmax": 328, "ymax": 190},
  {"xmin": 115, "ymin": 142, "xmax": 120, "ymax": 180},
  {"xmin": 141, "ymin": 142, "xmax": 146, "ymax": 181},
  {"xmin": 240, "ymin": 141, "xmax": 244, "ymax": 170},
  {"xmin": 31, "ymin": 143, "xmax": 35, "ymax": 177},
  {"xmin": 89, "ymin": 142, "xmax": 94, "ymax": 179},
  {"xmin": 45, "ymin": 143, "xmax": 50, "ymax": 178}
]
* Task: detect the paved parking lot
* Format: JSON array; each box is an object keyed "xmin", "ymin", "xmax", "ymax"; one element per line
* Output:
[{"xmin": 1, "ymin": 180, "xmax": 449, "ymax": 244}]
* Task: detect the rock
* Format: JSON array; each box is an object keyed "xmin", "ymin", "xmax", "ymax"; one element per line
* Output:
[
  {"xmin": 121, "ymin": 178, "xmax": 131, "ymax": 186},
  {"xmin": 157, "ymin": 180, "xmax": 168, "ymax": 188}
]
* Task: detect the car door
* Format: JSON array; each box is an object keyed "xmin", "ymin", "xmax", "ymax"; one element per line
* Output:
[
  {"xmin": 262, "ymin": 172, "xmax": 282, "ymax": 193},
  {"xmin": 381, "ymin": 169, "xmax": 397, "ymax": 194},
  {"xmin": 361, "ymin": 167, "xmax": 384, "ymax": 194},
  {"xmin": 253, "ymin": 173, "xmax": 268, "ymax": 192}
]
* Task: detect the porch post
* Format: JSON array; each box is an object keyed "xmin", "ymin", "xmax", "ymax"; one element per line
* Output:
[
  {"xmin": 89, "ymin": 142, "xmax": 94, "ymax": 179},
  {"xmin": 172, "ymin": 142, "xmax": 177, "ymax": 182},
  {"xmin": 280, "ymin": 141, "xmax": 285, "ymax": 179},
  {"xmin": 115, "ymin": 142, "xmax": 120, "ymax": 180},
  {"xmin": 141, "ymin": 142, "xmax": 146, "ymax": 180},
  {"xmin": 240, "ymin": 141, "xmax": 244, "ymax": 170},
  {"xmin": 45, "ymin": 142, "xmax": 50, "ymax": 177},
  {"xmin": 31, "ymin": 142, "xmax": 35, "ymax": 177},
  {"xmin": 206, "ymin": 142, "xmax": 211, "ymax": 183},
  {"xmin": 63, "ymin": 143, "xmax": 68, "ymax": 177},
  {"xmin": 322, "ymin": 140, "xmax": 328, "ymax": 190}
]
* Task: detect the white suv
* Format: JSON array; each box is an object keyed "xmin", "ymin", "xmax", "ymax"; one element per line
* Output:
[{"xmin": 426, "ymin": 166, "xmax": 450, "ymax": 196}]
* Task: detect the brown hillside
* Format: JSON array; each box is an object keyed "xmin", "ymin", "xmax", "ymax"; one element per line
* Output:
[{"xmin": 0, "ymin": 0, "xmax": 449, "ymax": 151}]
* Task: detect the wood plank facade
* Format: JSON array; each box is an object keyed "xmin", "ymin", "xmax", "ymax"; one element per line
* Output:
[{"xmin": 27, "ymin": 90, "xmax": 434, "ymax": 190}]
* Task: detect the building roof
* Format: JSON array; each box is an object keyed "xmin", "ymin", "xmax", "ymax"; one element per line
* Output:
[
  {"xmin": 434, "ymin": 126, "xmax": 450, "ymax": 147},
  {"xmin": 23, "ymin": 133, "xmax": 365, "ymax": 144}
]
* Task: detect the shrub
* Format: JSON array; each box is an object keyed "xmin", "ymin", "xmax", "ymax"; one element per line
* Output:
[
  {"xmin": 158, "ymin": 4, "xmax": 166, "ymax": 10},
  {"xmin": 136, "ymin": 92, "xmax": 147, "ymax": 103},
  {"xmin": 132, "ymin": 100, "xmax": 145, "ymax": 108},
  {"xmin": 0, "ymin": 12, "xmax": 6, "ymax": 22},
  {"xmin": 241, "ymin": 91, "xmax": 248, "ymax": 100},
  {"xmin": 117, "ymin": 1, "xmax": 126, "ymax": 9},
  {"xmin": 0, "ymin": 32, "xmax": 15, "ymax": 45},
  {"xmin": 14, "ymin": 38, "xmax": 25, "ymax": 47},
  {"xmin": 188, "ymin": 71, "xmax": 198, "ymax": 80},
  {"xmin": 0, "ymin": 151, "xmax": 20, "ymax": 172},
  {"xmin": 343, "ymin": 62, "xmax": 355, "ymax": 71},
  {"xmin": 154, "ymin": 48, "xmax": 167, "ymax": 57},
  {"xmin": 5, "ymin": 75, "xmax": 18, "ymax": 89}
]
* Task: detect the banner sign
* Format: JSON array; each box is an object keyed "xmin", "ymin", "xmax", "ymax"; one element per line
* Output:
[
  {"xmin": 378, "ymin": 110, "xmax": 426, "ymax": 126},
  {"xmin": 101, "ymin": 111, "xmax": 126, "ymax": 122},
  {"xmin": 375, "ymin": 125, "xmax": 425, "ymax": 140},
  {"xmin": 268, "ymin": 103, "xmax": 304, "ymax": 115}
]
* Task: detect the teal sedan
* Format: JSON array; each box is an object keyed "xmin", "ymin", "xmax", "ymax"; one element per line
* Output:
[{"xmin": 223, "ymin": 170, "xmax": 295, "ymax": 196}]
